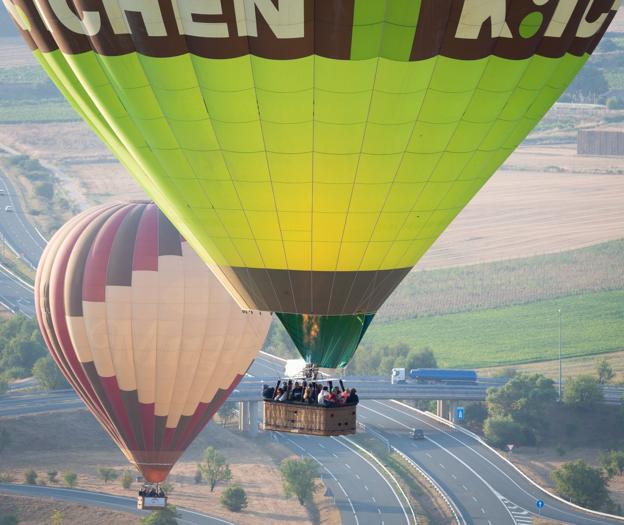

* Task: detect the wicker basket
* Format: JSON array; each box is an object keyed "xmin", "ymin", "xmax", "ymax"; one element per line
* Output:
[{"xmin": 263, "ymin": 401, "xmax": 356, "ymax": 436}]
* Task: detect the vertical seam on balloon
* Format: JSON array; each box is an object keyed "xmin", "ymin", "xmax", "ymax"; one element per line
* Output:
[
  {"xmin": 325, "ymin": 0, "xmax": 392, "ymax": 316},
  {"xmin": 375, "ymin": 30, "xmax": 596, "ymax": 281},
  {"xmin": 351, "ymin": 9, "xmax": 540, "ymax": 313},
  {"xmin": 244, "ymin": 53, "xmax": 298, "ymax": 312},
  {"xmin": 171, "ymin": 246, "xmax": 215, "ymax": 435},
  {"xmin": 338, "ymin": 1, "xmax": 454, "ymax": 315},
  {"xmin": 310, "ymin": 1, "xmax": 317, "ymax": 313}
]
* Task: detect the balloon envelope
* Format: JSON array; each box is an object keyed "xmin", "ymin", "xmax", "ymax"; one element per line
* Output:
[
  {"xmin": 35, "ymin": 201, "xmax": 271, "ymax": 482},
  {"xmin": 5, "ymin": 1, "xmax": 617, "ymax": 319}
]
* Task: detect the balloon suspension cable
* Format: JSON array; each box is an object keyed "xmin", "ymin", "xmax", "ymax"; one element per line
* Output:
[{"xmin": 303, "ymin": 363, "xmax": 319, "ymax": 380}]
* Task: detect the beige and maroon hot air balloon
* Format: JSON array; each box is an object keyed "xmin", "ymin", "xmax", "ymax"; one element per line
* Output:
[{"xmin": 35, "ymin": 201, "xmax": 271, "ymax": 482}]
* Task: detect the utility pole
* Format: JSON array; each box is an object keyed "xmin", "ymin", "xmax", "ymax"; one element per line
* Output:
[{"xmin": 558, "ymin": 308, "xmax": 562, "ymax": 402}]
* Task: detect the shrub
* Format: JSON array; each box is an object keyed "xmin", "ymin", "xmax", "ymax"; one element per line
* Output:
[
  {"xmin": 24, "ymin": 469, "xmax": 37, "ymax": 485},
  {"xmin": 0, "ymin": 513, "xmax": 19, "ymax": 525},
  {"xmin": 120, "ymin": 470, "xmax": 133, "ymax": 490},
  {"xmin": 63, "ymin": 471, "xmax": 77, "ymax": 488},
  {"xmin": 553, "ymin": 460, "xmax": 611, "ymax": 510},
  {"xmin": 483, "ymin": 416, "xmax": 527, "ymax": 449},
  {"xmin": 96, "ymin": 466, "xmax": 118, "ymax": 484},
  {"xmin": 220, "ymin": 485, "xmax": 248, "ymax": 512},
  {"xmin": 47, "ymin": 470, "xmax": 58, "ymax": 483}
]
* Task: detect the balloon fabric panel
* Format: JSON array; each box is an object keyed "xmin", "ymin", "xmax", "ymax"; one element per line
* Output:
[
  {"xmin": 35, "ymin": 202, "xmax": 271, "ymax": 482},
  {"xmin": 9, "ymin": 0, "xmax": 618, "ymax": 315}
]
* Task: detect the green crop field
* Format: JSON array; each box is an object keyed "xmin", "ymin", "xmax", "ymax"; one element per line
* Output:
[
  {"xmin": 364, "ymin": 290, "xmax": 624, "ymax": 369},
  {"xmin": 0, "ymin": 99, "xmax": 77, "ymax": 123}
]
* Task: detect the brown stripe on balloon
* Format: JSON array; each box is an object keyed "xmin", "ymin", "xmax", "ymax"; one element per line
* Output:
[
  {"xmin": 120, "ymin": 389, "xmax": 146, "ymax": 450},
  {"xmin": 154, "ymin": 415, "xmax": 168, "ymax": 451},
  {"xmin": 158, "ymin": 211, "xmax": 183, "ymax": 257},
  {"xmin": 314, "ymin": 0, "xmax": 354, "ymax": 59},
  {"xmin": 107, "ymin": 204, "xmax": 144, "ymax": 287},
  {"xmin": 83, "ymin": 206, "xmax": 132, "ymax": 303},
  {"xmin": 66, "ymin": 206, "xmax": 122, "ymax": 317},
  {"xmin": 8, "ymin": 0, "xmax": 59, "ymax": 53},
  {"xmin": 100, "ymin": 376, "xmax": 139, "ymax": 450},
  {"xmin": 177, "ymin": 374, "xmax": 243, "ymax": 451},
  {"xmin": 226, "ymin": 267, "xmax": 411, "ymax": 315},
  {"xmin": 133, "ymin": 204, "xmax": 159, "ymax": 272}
]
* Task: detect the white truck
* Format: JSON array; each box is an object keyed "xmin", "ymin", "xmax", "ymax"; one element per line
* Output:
[{"xmin": 391, "ymin": 368, "xmax": 406, "ymax": 384}]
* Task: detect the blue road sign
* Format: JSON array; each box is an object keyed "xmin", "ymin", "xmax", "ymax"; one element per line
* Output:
[
  {"xmin": 456, "ymin": 407, "xmax": 465, "ymax": 422},
  {"xmin": 536, "ymin": 500, "xmax": 545, "ymax": 510}
]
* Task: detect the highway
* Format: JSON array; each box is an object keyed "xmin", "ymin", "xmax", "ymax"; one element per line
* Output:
[
  {"xmin": 0, "ymin": 159, "xmax": 48, "ymax": 269},
  {"xmin": 248, "ymin": 357, "xmax": 414, "ymax": 525},
  {"xmin": 0, "ymin": 484, "xmax": 235, "ymax": 525},
  {"xmin": 359, "ymin": 400, "xmax": 624, "ymax": 525}
]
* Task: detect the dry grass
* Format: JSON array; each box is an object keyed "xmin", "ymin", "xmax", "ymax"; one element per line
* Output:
[
  {"xmin": 417, "ymin": 144, "xmax": 624, "ymax": 270},
  {"xmin": 479, "ymin": 350, "xmax": 624, "ymax": 383},
  {"xmin": 0, "ymin": 38, "xmax": 36, "ymax": 68},
  {"xmin": 0, "ymin": 411, "xmax": 312, "ymax": 525},
  {"xmin": 0, "ymin": 494, "xmax": 140, "ymax": 525}
]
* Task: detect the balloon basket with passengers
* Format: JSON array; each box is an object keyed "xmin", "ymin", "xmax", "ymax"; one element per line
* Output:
[
  {"xmin": 261, "ymin": 313, "xmax": 368, "ymax": 436},
  {"xmin": 137, "ymin": 484, "xmax": 168, "ymax": 510}
]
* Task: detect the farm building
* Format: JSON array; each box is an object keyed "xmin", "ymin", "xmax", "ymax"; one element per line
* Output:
[{"xmin": 578, "ymin": 127, "xmax": 624, "ymax": 156}]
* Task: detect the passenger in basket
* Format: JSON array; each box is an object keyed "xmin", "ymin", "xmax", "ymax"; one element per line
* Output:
[
  {"xmin": 317, "ymin": 385, "xmax": 329, "ymax": 405},
  {"xmin": 324, "ymin": 388, "xmax": 337, "ymax": 407},
  {"xmin": 279, "ymin": 388, "xmax": 289, "ymax": 402},
  {"xmin": 292, "ymin": 381, "xmax": 303, "ymax": 402},
  {"xmin": 262, "ymin": 384, "xmax": 275, "ymax": 400},
  {"xmin": 347, "ymin": 388, "xmax": 359, "ymax": 405},
  {"xmin": 302, "ymin": 386, "xmax": 311, "ymax": 403}
]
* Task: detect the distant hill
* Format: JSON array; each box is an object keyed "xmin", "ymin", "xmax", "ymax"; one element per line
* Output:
[{"xmin": 0, "ymin": 8, "xmax": 18, "ymax": 37}]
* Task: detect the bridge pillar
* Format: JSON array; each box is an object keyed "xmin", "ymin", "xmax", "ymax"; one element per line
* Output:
[
  {"xmin": 238, "ymin": 401, "xmax": 249, "ymax": 432},
  {"xmin": 238, "ymin": 401, "xmax": 259, "ymax": 436},
  {"xmin": 436, "ymin": 400, "xmax": 448, "ymax": 419},
  {"xmin": 449, "ymin": 400, "xmax": 458, "ymax": 423},
  {"xmin": 249, "ymin": 401, "xmax": 259, "ymax": 437}
]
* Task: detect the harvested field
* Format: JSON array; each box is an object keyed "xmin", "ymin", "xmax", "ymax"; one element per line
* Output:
[
  {"xmin": 0, "ymin": 122, "xmax": 146, "ymax": 210},
  {"xmin": 417, "ymin": 145, "xmax": 624, "ymax": 270},
  {"xmin": 0, "ymin": 411, "xmax": 312, "ymax": 525},
  {"xmin": 480, "ymin": 350, "xmax": 624, "ymax": 384},
  {"xmin": 0, "ymin": 494, "xmax": 140, "ymax": 525},
  {"xmin": 0, "ymin": 38, "xmax": 36, "ymax": 67},
  {"xmin": 380, "ymin": 239, "xmax": 624, "ymax": 321}
]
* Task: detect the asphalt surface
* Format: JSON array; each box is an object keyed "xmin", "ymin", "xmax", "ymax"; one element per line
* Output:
[
  {"xmin": 250, "ymin": 356, "xmax": 413, "ymax": 525},
  {"xmin": 0, "ymin": 484, "xmax": 235, "ymax": 525},
  {"xmin": 361, "ymin": 400, "xmax": 623, "ymax": 525},
  {"xmin": 0, "ymin": 164, "xmax": 47, "ymax": 269}
]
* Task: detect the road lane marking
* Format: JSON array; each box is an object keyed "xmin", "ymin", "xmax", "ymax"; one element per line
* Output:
[
  {"xmin": 473, "ymin": 496, "xmax": 478, "ymax": 502},
  {"xmin": 481, "ymin": 507, "xmax": 485, "ymax": 514},
  {"xmin": 345, "ymin": 463, "xmax": 351, "ymax": 469},
  {"xmin": 439, "ymin": 464, "xmax": 446, "ymax": 470},
  {"xmin": 355, "ymin": 474, "xmax": 360, "ymax": 480},
  {"xmin": 462, "ymin": 485, "xmax": 468, "ymax": 491},
  {"xmin": 364, "ymin": 485, "xmax": 369, "ymax": 491},
  {"xmin": 451, "ymin": 474, "xmax": 457, "ymax": 480}
]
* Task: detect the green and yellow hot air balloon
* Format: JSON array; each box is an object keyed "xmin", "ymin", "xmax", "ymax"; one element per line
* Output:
[{"xmin": 5, "ymin": 0, "xmax": 618, "ymax": 368}]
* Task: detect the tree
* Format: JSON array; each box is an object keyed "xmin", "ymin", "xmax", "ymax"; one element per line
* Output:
[
  {"xmin": 596, "ymin": 358, "xmax": 614, "ymax": 384},
  {"xmin": 47, "ymin": 470, "xmax": 58, "ymax": 483},
  {"xmin": 0, "ymin": 377, "xmax": 8, "ymax": 395},
  {"xmin": 406, "ymin": 347, "xmax": 437, "ymax": 370},
  {"xmin": 565, "ymin": 64, "xmax": 609, "ymax": 101},
  {"xmin": 51, "ymin": 510, "xmax": 64, "ymax": 525},
  {"xmin": 198, "ymin": 447, "xmax": 231, "ymax": 492},
  {"xmin": 120, "ymin": 470, "xmax": 133, "ymax": 490},
  {"xmin": 0, "ymin": 514, "xmax": 19, "ymax": 525},
  {"xmin": 486, "ymin": 373, "xmax": 556, "ymax": 443},
  {"xmin": 552, "ymin": 460, "xmax": 611, "ymax": 510},
  {"xmin": 483, "ymin": 416, "xmax": 527, "ymax": 449},
  {"xmin": 194, "ymin": 469, "xmax": 203, "ymax": 484},
  {"xmin": 0, "ymin": 427, "xmax": 10, "ymax": 454},
  {"xmin": 563, "ymin": 375, "xmax": 603, "ymax": 409},
  {"xmin": 63, "ymin": 471, "xmax": 77, "ymax": 488},
  {"xmin": 220, "ymin": 485, "xmax": 248, "ymax": 512},
  {"xmin": 32, "ymin": 356, "xmax": 67, "ymax": 390},
  {"xmin": 97, "ymin": 466, "xmax": 118, "ymax": 484},
  {"xmin": 280, "ymin": 458, "xmax": 319, "ymax": 505},
  {"xmin": 600, "ymin": 450, "xmax": 624, "ymax": 479},
  {"xmin": 24, "ymin": 469, "xmax": 37, "ymax": 485},
  {"xmin": 140, "ymin": 507, "xmax": 179, "ymax": 525},
  {"xmin": 217, "ymin": 402, "xmax": 237, "ymax": 427}
]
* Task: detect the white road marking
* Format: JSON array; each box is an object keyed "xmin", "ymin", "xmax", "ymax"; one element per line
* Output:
[
  {"xmin": 463, "ymin": 485, "xmax": 468, "ymax": 491},
  {"xmin": 473, "ymin": 496, "xmax": 478, "ymax": 502},
  {"xmin": 372, "ymin": 497, "xmax": 376, "ymax": 503},
  {"xmin": 481, "ymin": 507, "xmax": 485, "ymax": 514},
  {"xmin": 451, "ymin": 474, "xmax": 457, "ymax": 480},
  {"xmin": 425, "ymin": 453, "xmax": 432, "ymax": 458},
  {"xmin": 364, "ymin": 485, "xmax": 369, "ymax": 491},
  {"xmin": 345, "ymin": 463, "xmax": 351, "ymax": 469},
  {"xmin": 355, "ymin": 474, "xmax": 360, "ymax": 480},
  {"xmin": 439, "ymin": 463, "xmax": 446, "ymax": 470}
]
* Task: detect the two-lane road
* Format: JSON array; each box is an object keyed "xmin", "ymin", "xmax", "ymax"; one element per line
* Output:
[
  {"xmin": 0, "ymin": 484, "xmax": 235, "ymax": 525},
  {"xmin": 362, "ymin": 400, "xmax": 623, "ymax": 525}
]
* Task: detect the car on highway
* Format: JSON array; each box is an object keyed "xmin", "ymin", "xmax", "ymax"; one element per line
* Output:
[
  {"xmin": 4, "ymin": 205, "xmax": 13, "ymax": 212},
  {"xmin": 412, "ymin": 428, "xmax": 425, "ymax": 440}
]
